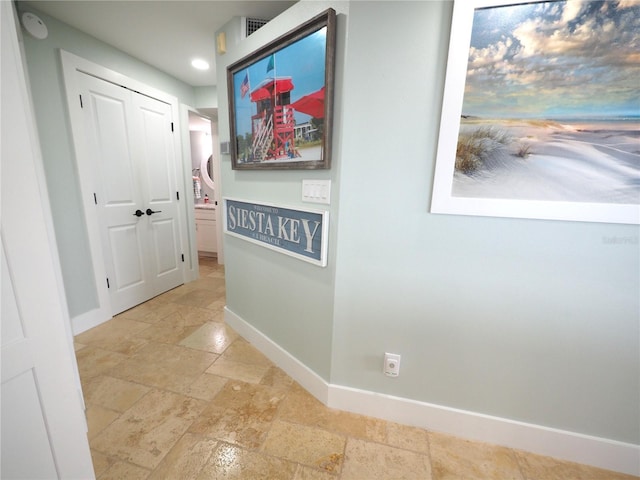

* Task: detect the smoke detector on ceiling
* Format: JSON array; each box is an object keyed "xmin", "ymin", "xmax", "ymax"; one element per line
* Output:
[{"xmin": 21, "ymin": 12, "xmax": 48, "ymax": 40}]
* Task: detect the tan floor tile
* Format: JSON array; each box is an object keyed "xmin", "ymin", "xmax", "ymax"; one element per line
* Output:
[
  {"xmin": 188, "ymin": 403, "xmax": 274, "ymax": 448},
  {"xmin": 260, "ymin": 366, "xmax": 295, "ymax": 389},
  {"xmin": 197, "ymin": 264, "xmax": 216, "ymax": 275},
  {"xmin": 221, "ymin": 338, "xmax": 273, "ymax": 366},
  {"xmin": 173, "ymin": 304, "xmax": 221, "ymax": 325},
  {"xmin": 205, "ymin": 298, "xmax": 226, "ymax": 311},
  {"xmin": 278, "ymin": 383, "xmax": 386, "ymax": 443},
  {"xmin": 76, "ymin": 346, "xmax": 128, "ymax": 380},
  {"xmin": 173, "ymin": 289, "xmax": 216, "ymax": 308},
  {"xmin": 98, "ymin": 460, "xmax": 151, "ymax": 480},
  {"xmin": 153, "ymin": 284, "xmax": 190, "ymax": 302},
  {"xmin": 75, "ymin": 318, "xmax": 151, "ymax": 354},
  {"xmin": 118, "ymin": 301, "xmax": 181, "ymax": 324},
  {"xmin": 294, "ymin": 465, "xmax": 338, "ymax": 479},
  {"xmin": 147, "ymin": 433, "xmax": 218, "ymax": 480},
  {"xmin": 514, "ymin": 450, "xmax": 640, "ymax": 480},
  {"xmin": 201, "ymin": 276, "xmax": 226, "ymax": 288},
  {"xmin": 83, "ymin": 375, "xmax": 150, "ymax": 411},
  {"xmin": 86, "ymin": 405, "xmax": 120, "ymax": 440},
  {"xmin": 429, "ymin": 431, "xmax": 523, "ymax": 480},
  {"xmin": 278, "ymin": 382, "xmax": 325, "ymax": 421},
  {"xmin": 189, "ymin": 380, "xmax": 286, "ymax": 448},
  {"xmin": 90, "ymin": 450, "xmax": 112, "ymax": 478},
  {"xmin": 178, "ymin": 372, "xmax": 228, "ymax": 401},
  {"xmin": 211, "ymin": 380, "xmax": 287, "ymax": 416},
  {"xmin": 386, "ymin": 422, "xmax": 430, "ymax": 454},
  {"xmin": 117, "ymin": 299, "xmax": 167, "ymax": 320},
  {"xmin": 174, "ymin": 281, "xmax": 225, "ymax": 308},
  {"xmin": 178, "ymin": 321, "xmax": 239, "ymax": 354},
  {"xmin": 262, "ymin": 420, "xmax": 346, "ymax": 474},
  {"xmin": 341, "ymin": 437, "xmax": 431, "ymax": 480},
  {"xmin": 142, "ymin": 291, "xmax": 174, "ymax": 306},
  {"xmin": 203, "ymin": 266, "xmax": 225, "ymax": 279},
  {"xmin": 109, "ymin": 343, "xmax": 217, "ymax": 391},
  {"xmin": 197, "ymin": 442, "xmax": 297, "ymax": 480},
  {"xmin": 91, "ymin": 389, "xmax": 206, "ymax": 470},
  {"xmin": 74, "ymin": 341, "xmax": 87, "ymax": 352},
  {"xmin": 206, "ymin": 356, "xmax": 270, "ymax": 383},
  {"xmin": 133, "ymin": 316, "xmax": 200, "ymax": 345}
]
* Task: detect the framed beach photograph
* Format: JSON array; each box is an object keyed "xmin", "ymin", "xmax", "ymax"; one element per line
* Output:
[
  {"xmin": 431, "ymin": 0, "xmax": 640, "ymax": 224},
  {"xmin": 227, "ymin": 8, "xmax": 336, "ymax": 170}
]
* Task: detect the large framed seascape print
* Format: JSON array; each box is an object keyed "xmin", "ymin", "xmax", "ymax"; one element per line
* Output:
[
  {"xmin": 227, "ymin": 9, "xmax": 336, "ymax": 170},
  {"xmin": 431, "ymin": 0, "xmax": 640, "ymax": 224}
]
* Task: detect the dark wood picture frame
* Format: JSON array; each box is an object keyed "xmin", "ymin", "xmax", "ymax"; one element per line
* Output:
[{"xmin": 227, "ymin": 8, "xmax": 336, "ymax": 170}]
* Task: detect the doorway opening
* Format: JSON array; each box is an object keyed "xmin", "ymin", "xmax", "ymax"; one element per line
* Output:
[{"xmin": 188, "ymin": 110, "xmax": 222, "ymax": 271}]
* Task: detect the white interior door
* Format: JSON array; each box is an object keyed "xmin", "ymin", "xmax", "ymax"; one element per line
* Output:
[
  {"xmin": 135, "ymin": 93, "xmax": 184, "ymax": 294},
  {"xmin": 1, "ymin": 2, "xmax": 94, "ymax": 477},
  {"xmin": 80, "ymin": 73, "xmax": 184, "ymax": 315}
]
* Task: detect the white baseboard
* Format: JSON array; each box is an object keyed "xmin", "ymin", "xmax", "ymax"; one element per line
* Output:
[
  {"xmin": 71, "ymin": 307, "xmax": 111, "ymax": 335},
  {"xmin": 224, "ymin": 307, "xmax": 640, "ymax": 476},
  {"xmin": 224, "ymin": 307, "xmax": 328, "ymax": 404},
  {"xmin": 329, "ymin": 385, "xmax": 639, "ymax": 476}
]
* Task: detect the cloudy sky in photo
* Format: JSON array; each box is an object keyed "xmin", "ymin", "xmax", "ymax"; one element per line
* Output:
[{"xmin": 462, "ymin": 0, "xmax": 640, "ymax": 119}]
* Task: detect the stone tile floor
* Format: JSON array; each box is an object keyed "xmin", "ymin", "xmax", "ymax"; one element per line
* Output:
[{"xmin": 75, "ymin": 257, "xmax": 638, "ymax": 479}]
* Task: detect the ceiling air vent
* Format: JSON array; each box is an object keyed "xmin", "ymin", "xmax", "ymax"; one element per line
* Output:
[{"xmin": 243, "ymin": 17, "xmax": 268, "ymax": 38}]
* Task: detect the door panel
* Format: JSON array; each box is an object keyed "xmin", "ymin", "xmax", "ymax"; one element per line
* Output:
[
  {"xmin": 89, "ymin": 91, "xmax": 137, "ymax": 206},
  {"xmin": 133, "ymin": 92, "xmax": 184, "ymax": 293},
  {"xmin": 151, "ymin": 218, "xmax": 180, "ymax": 275},
  {"xmin": 137, "ymin": 103, "xmax": 173, "ymax": 203},
  {"xmin": 1, "ymin": 240, "xmax": 58, "ymax": 480},
  {"xmin": 108, "ymin": 223, "xmax": 146, "ymax": 290},
  {"xmin": 1, "ymin": 249, "xmax": 23, "ymax": 344},
  {"xmin": 82, "ymin": 75, "xmax": 150, "ymax": 314},
  {"xmin": 2, "ymin": 371, "xmax": 58, "ymax": 480}
]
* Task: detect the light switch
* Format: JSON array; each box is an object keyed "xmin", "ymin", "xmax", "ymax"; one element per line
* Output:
[{"xmin": 302, "ymin": 179, "xmax": 331, "ymax": 204}]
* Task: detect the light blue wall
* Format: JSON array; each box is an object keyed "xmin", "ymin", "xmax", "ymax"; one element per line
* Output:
[
  {"xmin": 332, "ymin": 1, "xmax": 639, "ymax": 444},
  {"xmin": 219, "ymin": 0, "xmax": 639, "ymax": 445},
  {"xmin": 216, "ymin": 1, "xmax": 349, "ymax": 380},
  {"xmin": 17, "ymin": 5, "xmax": 196, "ymax": 318},
  {"xmin": 195, "ymin": 86, "xmax": 218, "ymax": 109}
]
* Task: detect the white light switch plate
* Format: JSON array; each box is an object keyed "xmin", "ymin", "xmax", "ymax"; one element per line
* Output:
[{"xmin": 302, "ymin": 179, "xmax": 331, "ymax": 204}]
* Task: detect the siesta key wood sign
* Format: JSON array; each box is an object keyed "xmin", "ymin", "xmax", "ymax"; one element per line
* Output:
[{"xmin": 223, "ymin": 198, "xmax": 329, "ymax": 266}]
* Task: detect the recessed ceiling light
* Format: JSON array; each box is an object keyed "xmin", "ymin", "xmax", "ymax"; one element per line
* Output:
[{"xmin": 191, "ymin": 59, "xmax": 210, "ymax": 71}]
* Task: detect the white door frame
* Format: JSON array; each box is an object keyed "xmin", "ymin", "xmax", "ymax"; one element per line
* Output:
[
  {"xmin": 179, "ymin": 104, "xmax": 204, "ymax": 280},
  {"xmin": 60, "ymin": 50, "xmax": 191, "ymax": 334},
  {"xmin": 180, "ymin": 105, "xmax": 225, "ymax": 266}
]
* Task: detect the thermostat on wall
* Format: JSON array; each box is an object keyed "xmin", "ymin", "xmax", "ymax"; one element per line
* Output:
[{"xmin": 22, "ymin": 12, "xmax": 48, "ymax": 40}]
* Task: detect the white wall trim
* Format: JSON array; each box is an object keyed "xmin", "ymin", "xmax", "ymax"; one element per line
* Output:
[
  {"xmin": 329, "ymin": 386, "xmax": 639, "ymax": 476},
  {"xmin": 224, "ymin": 307, "xmax": 329, "ymax": 404},
  {"xmin": 179, "ymin": 103, "xmax": 200, "ymax": 283},
  {"xmin": 224, "ymin": 306, "xmax": 640, "ymax": 476},
  {"xmin": 71, "ymin": 308, "xmax": 112, "ymax": 335}
]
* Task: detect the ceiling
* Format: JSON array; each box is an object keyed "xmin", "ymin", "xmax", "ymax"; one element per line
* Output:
[{"xmin": 20, "ymin": 1, "xmax": 296, "ymax": 87}]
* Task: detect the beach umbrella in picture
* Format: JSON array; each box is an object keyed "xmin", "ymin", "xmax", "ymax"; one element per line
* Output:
[
  {"xmin": 290, "ymin": 87, "xmax": 325, "ymax": 118},
  {"xmin": 249, "ymin": 77, "xmax": 295, "ymax": 102}
]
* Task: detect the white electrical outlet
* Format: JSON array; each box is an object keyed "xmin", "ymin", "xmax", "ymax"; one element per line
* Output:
[{"xmin": 384, "ymin": 353, "xmax": 401, "ymax": 377}]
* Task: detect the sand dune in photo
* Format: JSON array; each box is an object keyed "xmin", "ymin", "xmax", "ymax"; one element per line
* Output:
[{"xmin": 452, "ymin": 118, "xmax": 640, "ymax": 205}]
